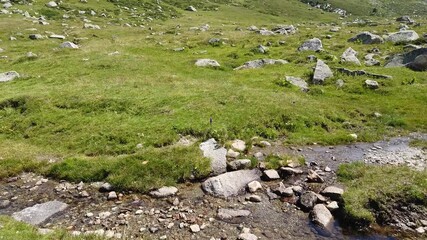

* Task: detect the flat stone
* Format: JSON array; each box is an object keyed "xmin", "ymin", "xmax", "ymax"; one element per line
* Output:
[
  {"xmin": 217, "ymin": 208, "xmax": 251, "ymax": 220},
  {"xmin": 202, "ymin": 169, "xmax": 261, "ymax": 198},
  {"xmin": 12, "ymin": 201, "xmax": 68, "ymax": 225},
  {"xmin": 200, "ymin": 138, "xmax": 227, "ymax": 176},
  {"xmin": 231, "ymin": 139, "xmax": 246, "ymax": 152},
  {"xmin": 49, "ymin": 34, "xmax": 65, "ymax": 39},
  {"xmin": 285, "ymin": 76, "xmax": 308, "ymax": 92},
  {"xmin": 0, "ymin": 200, "xmax": 11, "ymax": 209},
  {"xmin": 341, "ymin": 47, "xmax": 361, "ymax": 65},
  {"xmin": 348, "ymin": 32, "xmax": 384, "ymax": 44},
  {"xmin": 246, "ymin": 194, "xmax": 262, "ymax": 202},
  {"xmin": 0, "ymin": 71, "xmax": 19, "ymax": 82},
  {"xmin": 190, "ymin": 224, "xmax": 200, "ymax": 233},
  {"xmin": 365, "ymin": 79, "xmax": 379, "ymax": 89},
  {"xmin": 262, "ymin": 169, "xmax": 280, "ymax": 181},
  {"xmin": 326, "ymin": 201, "xmax": 339, "ymax": 211},
  {"xmin": 247, "ymin": 181, "xmax": 262, "ymax": 193},
  {"xmin": 321, "ymin": 186, "xmax": 344, "ymax": 201},
  {"xmin": 149, "ymin": 186, "xmax": 178, "ymax": 198},
  {"xmin": 386, "ymin": 30, "xmax": 419, "ymax": 43},
  {"xmin": 280, "ymin": 167, "xmax": 303, "ymax": 175},
  {"xmin": 234, "ymin": 59, "xmax": 288, "ymax": 70},
  {"xmin": 195, "ymin": 59, "xmax": 220, "ymax": 67},
  {"xmin": 238, "ymin": 233, "xmax": 258, "ymax": 240}
]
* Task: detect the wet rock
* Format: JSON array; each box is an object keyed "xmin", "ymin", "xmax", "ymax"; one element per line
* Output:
[
  {"xmin": 313, "ymin": 60, "xmax": 333, "ymax": 84},
  {"xmin": 365, "ymin": 79, "xmax": 379, "ymax": 89},
  {"xmin": 217, "ymin": 208, "xmax": 251, "ymax": 220},
  {"xmin": 386, "ymin": 30, "xmax": 419, "ymax": 43},
  {"xmin": 321, "ymin": 186, "xmax": 344, "ymax": 201},
  {"xmin": 202, "ymin": 169, "xmax": 261, "ymax": 198},
  {"xmin": 285, "ymin": 76, "xmax": 308, "ymax": 92},
  {"xmin": 228, "ymin": 159, "xmax": 252, "ymax": 171},
  {"xmin": 234, "ymin": 59, "xmax": 288, "ymax": 70},
  {"xmin": 348, "ymin": 32, "xmax": 384, "ymax": 44},
  {"xmin": 231, "ymin": 140, "xmax": 246, "ymax": 152},
  {"xmin": 298, "ymin": 38, "xmax": 322, "ymax": 52},
  {"xmin": 299, "ymin": 191, "xmax": 318, "ymax": 211},
  {"xmin": 149, "ymin": 186, "xmax": 178, "ymax": 198},
  {"xmin": 340, "ymin": 47, "xmax": 361, "ymax": 65},
  {"xmin": 195, "ymin": 59, "xmax": 220, "ymax": 67},
  {"xmin": 12, "ymin": 201, "xmax": 68, "ymax": 225},
  {"xmin": 262, "ymin": 170, "xmax": 280, "ymax": 181},
  {"xmin": 200, "ymin": 138, "xmax": 227, "ymax": 176},
  {"xmin": 0, "ymin": 71, "xmax": 19, "ymax": 82},
  {"xmin": 310, "ymin": 204, "xmax": 334, "ymax": 232},
  {"xmin": 247, "ymin": 181, "xmax": 262, "ymax": 193}
]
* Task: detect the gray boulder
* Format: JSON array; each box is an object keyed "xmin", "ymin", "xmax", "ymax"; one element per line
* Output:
[
  {"xmin": 310, "ymin": 204, "xmax": 334, "ymax": 231},
  {"xmin": 313, "ymin": 60, "xmax": 333, "ymax": 84},
  {"xmin": 298, "ymin": 38, "xmax": 322, "ymax": 52},
  {"xmin": 321, "ymin": 186, "xmax": 344, "ymax": 201},
  {"xmin": 234, "ymin": 59, "xmax": 288, "ymax": 70},
  {"xmin": 385, "ymin": 48, "xmax": 427, "ymax": 71},
  {"xmin": 386, "ymin": 30, "xmax": 419, "ymax": 43},
  {"xmin": 12, "ymin": 201, "xmax": 68, "ymax": 225},
  {"xmin": 227, "ymin": 159, "xmax": 252, "ymax": 171},
  {"xmin": 408, "ymin": 54, "xmax": 427, "ymax": 71},
  {"xmin": 149, "ymin": 186, "xmax": 178, "ymax": 198},
  {"xmin": 340, "ymin": 47, "xmax": 361, "ymax": 65},
  {"xmin": 200, "ymin": 138, "xmax": 227, "ymax": 175},
  {"xmin": 285, "ymin": 76, "xmax": 308, "ymax": 92},
  {"xmin": 348, "ymin": 32, "xmax": 384, "ymax": 44},
  {"xmin": 0, "ymin": 71, "xmax": 20, "ymax": 82},
  {"xmin": 195, "ymin": 59, "xmax": 220, "ymax": 67},
  {"xmin": 202, "ymin": 169, "xmax": 261, "ymax": 198},
  {"xmin": 60, "ymin": 41, "xmax": 79, "ymax": 49},
  {"xmin": 365, "ymin": 79, "xmax": 379, "ymax": 89}
]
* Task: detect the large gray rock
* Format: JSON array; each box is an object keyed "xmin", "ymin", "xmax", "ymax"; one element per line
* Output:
[
  {"xmin": 234, "ymin": 59, "xmax": 288, "ymax": 70},
  {"xmin": 298, "ymin": 38, "xmax": 322, "ymax": 52},
  {"xmin": 340, "ymin": 47, "xmax": 361, "ymax": 65},
  {"xmin": 217, "ymin": 208, "xmax": 251, "ymax": 220},
  {"xmin": 385, "ymin": 48, "xmax": 427, "ymax": 71},
  {"xmin": 195, "ymin": 59, "xmax": 220, "ymax": 67},
  {"xmin": 202, "ymin": 169, "xmax": 261, "ymax": 198},
  {"xmin": 313, "ymin": 60, "xmax": 333, "ymax": 84},
  {"xmin": 200, "ymin": 138, "xmax": 227, "ymax": 175},
  {"xmin": 285, "ymin": 76, "xmax": 308, "ymax": 92},
  {"xmin": 12, "ymin": 201, "xmax": 68, "ymax": 225},
  {"xmin": 310, "ymin": 204, "xmax": 334, "ymax": 231},
  {"xmin": 408, "ymin": 54, "xmax": 427, "ymax": 71},
  {"xmin": 386, "ymin": 30, "xmax": 419, "ymax": 43},
  {"xmin": 348, "ymin": 32, "xmax": 384, "ymax": 44},
  {"xmin": 0, "ymin": 71, "xmax": 19, "ymax": 82},
  {"xmin": 149, "ymin": 186, "xmax": 178, "ymax": 198},
  {"xmin": 321, "ymin": 186, "xmax": 344, "ymax": 201},
  {"xmin": 299, "ymin": 191, "xmax": 318, "ymax": 211}
]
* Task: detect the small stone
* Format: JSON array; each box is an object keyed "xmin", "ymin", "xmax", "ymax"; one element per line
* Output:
[
  {"xmin": 135, "ymin": 210, "xmax": 143, "ymax": 215},
  {"xmin": 29, "ymin": 34, "xmax": 43, "ymax": 40},
  {"xmin": 99, "ymin": 211, "xmax": 111, "ymax": 219},
  {"xmin": 259, "ymin": 141, "xmax": 271, "ymax": 147},
  {"xmin": 365, "ymin": 79, "xmax": 379, "ymax": 89},
  {"xmin": 60, "ymin": 41, "xmax": 79, "ymax": 49},
  {"xmin": 0, "ymin": 200, "xmax": 11, "ymax": 209},
  {"xmin": 415, "ymin": 227, "xmax": 425, "ymax": 234},
  {"xmin": 186, "ymin": 6, "xmax": 197, "ymax": 12},
  {"xmin": 280, "ymin": 167, "xmax": 303, "ymax": 175},
  {"xmin": 306, "ymin": 170, "xmax": 324, "ymax": 183},
  {"xmin": 149, "ymin": 186, "xmax": 178, "ymax": 198},
  {"xmin": 46, "ymin": 1, "xmax": 58, "ymax": 8},
  {"xmin": 246, "ymin": 195, "xmax": 262, "ymax": 202},
  {"xmin": 238, "ymin": 233, "xmax": 258, "ymax": 240},
  {"xmin": 247, "ymin": 181, "xmax": 262, "ymax": 193},
  {"xmin": 228, "ymin": 159, "xmax": 252, "ymax": 171},
  {"xmin": 190, "ymin": 224, "xmax": 200, "ymax": 233},
  {"xmin": 253, "ymin": 152, "xmax": 264, "ymax": 161},
  {"xmin": 107, "ymin": 191, "xmax": 118, "ymax": 200},
  {"xmin": 227, "ymin": 149, "xmax": 240, "ymax": 158},
  {"xmin": 311, "ymin": 204, "xmax": 334, "ymax": 231},
  {"xmin": 79, "ymin": 191, "xmax": 89, "ymax": 198},
  {"xmin": 195, "ymin": 59, "xmax": 220, "ymax": 67},
  {"xmin": 324, "ymin": 166, "xmax": 331, "ymax": 172},
  {"xmin": 86, "ymin": 212, "xmax": 94, "ymax": 218},
  {"xmin": 231, "ymin": 140, "xmax": 246, "ymax": 152},
  {"xmin": 262, "ymin": 170, "xmax": 280, "ymax": 181},
  {"xmin": 326, "ymin": 201, "xmax": 339, "ymax": 211},
  {"xmin": 217, "ymin": 208, "xmax": 251, "ymax": 220}
]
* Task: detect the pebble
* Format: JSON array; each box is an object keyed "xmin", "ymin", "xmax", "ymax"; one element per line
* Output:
[
  {"xmin": 107, "ymin": 191, "xmax": 118, "ymax": 200},
  {"xmin": 190, "ymin": 224, "xmax": 201, "ymax": 233}
]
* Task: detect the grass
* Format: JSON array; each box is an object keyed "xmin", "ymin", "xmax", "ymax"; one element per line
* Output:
[
  {"xmin": 0, "ymin": 216, "xmax": 104, "ymax": 240},
  {"xmin": 0, "ymin": 0, "xmax": 426, "ymax": 192},
  {"xmin": 337, "ymin": 162, "xmax": 427, "ymax": 228}
]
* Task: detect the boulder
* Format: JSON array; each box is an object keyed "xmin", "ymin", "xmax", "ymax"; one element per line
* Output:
[
  {"xmin": 60, "ymin": 41, "xmax": 79, "ymax": 49},
  {"xmin": 12, "ymin": 201, "xmax": 68, "ymax": 225},
  {"xmin": 217, "ymin": 208, "xmax": 251, "ymax": 220},
  {"xmin": 299, "ymin": 191, "xmax": 318, "ymax": 211},
  {"xmin": 231, "ymin": 139, "xmax": 246, "ymax": 152},
  {"xmin": 247, "ymin": 181, "xmax": 262, "ymax": 193},
  {"xmin": 200, "ymin": 138, "xmax": 227, "ymax": 175},
  {"xmin": 202, "ymin": 169, "xmax": 261, "ymax": 198},
  {"xmin": 272, "ymin": 25, "xmax": 297, "ymax": 35},
  {"xmin": 340, "ymin": 47, "xmax": 361, "ymax": 65},
  {"xmin": 385, "ymin": 48, "xmax": 427, "ymax": 71},
  {"xmin": 348, "ymin": 32, "xmax": 384, "ymax": 44},
  {"xmin": 195, "ymin": 59, "xmax": 220, "ymax": 67},
  {"xmin": 365, "ymin": 79, "xmax": 379, "ymax": 89},
  {"xmin": 228, "ymin": 159, "xmax": 252, "ymax": 171},
  {"xmin": 262, "ymin": 169, "xmax": 280, "ymax": 181},
  {"xmin": 310, "ymin": 204, "xmax": 334, "ymax": 231},
  {"xmin": 298, "ymin": 38, "xmax": 322, "ymax": 52},
  {"xmin": 149, "ymin": 186, "xmax": 178, "ymax": 198},
  {"xmin": 408, "ymin": 54, "xmax": 427, "ymax": 71},
  {"xmin": 313, "ymin": 60, "xmax": 333, "ymax": 84},
  {"xmin": 29, "ymin": 34, "xmax": 43, "ymax": 40},
  {"xmin": 234, "ymin": 59, "xmax": 288, "ymax": 70},
  {"xmin": 0, "ymin": 71, "xmax": 19, "ymax": 82},
  {"xmin": 321, "ymin": 186, "xmax": 344, "ymax": 200},
  {"xmin": 285, "ymin": 76, "xmax": 308, "ymax": 92},
  {"xmin": 386, "ymin": 30, "xmax": 419, "ymax": 43}
]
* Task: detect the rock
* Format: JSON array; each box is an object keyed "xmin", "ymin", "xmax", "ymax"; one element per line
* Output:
[
  {"xmin": 330, "ymin": 27, "xmax": 341, "ymax": 32},
  {"xmin": 253, "ymin": 45, "xmax": 268, "ymax": 54},
  {"xmin": 298, "ymin": 38, "xmax": 322, "ymax": 52},
  {"xmin": 190, "ymin": 224, "xmax": 200, "ymax": 233},
  {"xmin": 38, "ymin": 228, "xmax": 53, "ymax": 235},
  {"xmin": 49, "ymin": 34, "xmax": 65, "ymax": 39},
  {"xmin": 313, "ymin": 60, "xmax": 333, "ymax": 84},
  {"xmin": 83, "ymin": 23, "xmax": 101, "ymax": 30},
  {"xmin": 3, "ymin": 2, "xmax": 12, "ymax": 9},
  {"xmin": 247, "ymin": 26, "xmax": 258, "ymax": 31},
  {"xmin": 231, "ymin": 139, "xmax": 246, "ymax": 152},
  {"xmin": 396, "ymin": 16, "xmax": 414, "ymax": 24},
  {"xmin": 208, "ymin": 38, "xmax": 221, "ymax": 46},
  {"xmin": 46, "ymin": 1, "xmax": 58, "ymax": 8},
  {"xmin": 321, "ymin": 186, "xmax": 344, "ymax": 200},
  {"xmin": 99, "ymin": 182, "xmax": 113, "ymax": 192},
  {"xmin": 238, "ymin": 233, "xmax": 258, "ymax": 240},
  {"xmin": 0, "ymin": 200, "xmax": 11, "ymax": 209},
  {"xmin": 348, "ymin": 32, "xmax": 384, "ymax": 44},
  {"xmin": 228, "ymin": 159, "xmax": 252, "ymax": 171},
  {"xmin": 336, "ymin": 67, "xmax": 391, "ymax": 79},
  {"xmin": 415, "ymin": 227, "xmax": 425, "ymax": 234},
  {"xmin": 273, "ymin": 183, "xmax": 294, "ymax": 197},
  {"xmin": 247, "ymin": 181, "xmax": 262, "ymax": 193},
  {"xmin": 365, "ymin": 79, "xmax": 379, "ymax": 89},
  {"xmin": 386, "ymin": 30, "xmax": 419, "ymax": 43},
  {"xmin": 336, "ymin": 79, "xmax": 345, "ymax": 88},
  {"xmin": 326, "ymin": 201, "xmax": 339, "ymax": 211},
  {"xmin": 107, "ymin": 191, "xmax": 118, "ymax": 200},
  {"xmin": 272, "ymin": 25, "xmax": 297, "ymax": 35},
  {"xmin": 12, "ymin": 201, "xmax": 68, "ymax": 225},
  {"xmin": 0, "ymin": 71, "xmax": 19, "ymax": 82},
  {"xmin": 202, "ymin": 169, "xmax": 261, "ymax": 198},
  {"xmin": 262, "ymin": 170, "xmax": 280, "ymax": 181},
  {"xmin": 299, "ymin": 191, "xmax": 318, "ymax": 211},
  {"xmin": 79, "ymin": 191, "xmax": 89, "ymax": 198},
  {"xmin": 256, "ymin": 29, "xmax": 275, "ymax": 36},
  {"xmin": 310, "ymin": 204, "xmax": 334, "ymax": 231},
  {"xmin": 280, "ymin": 167, "xmax": 303, "ymax": 176},
  {"xmin": 29, "ymin": 34, "xmax": 43, "ymax": 40},
  {"xmin": 227, "ymin": 149, "xmax": 240, "ymax": 158},
  {"xmin": 408, "ymin": 54, "xmax": 427, "ymax": 71},
  {"xmin": 364, "ymin": 54, "xmax": 380, "ymax": 66},
  {"xmin": 246, "ymin": 194, "xmax": 262, "ymax": 202},
  {"xmin": 217, "ymin": 208, "xmax": 251, "ymax": 220},
  {"xmin": 403, "ymin": 44, "xmax": 422, "ymax": 52},
  {"xmin": 340, "ymin": 47, "xmax": 361, "ymax": 65},
  {"xmin": 253, "ymin": 152, "xmax": 264, "ymax": 161},
  {"xmin": 186, "ymin": 6, "xmax": 197, "ymax": 12},
  {"xmin": 385, "ymin": 48, "xmax": 427, "ymax": 70},
  {"xmin": 259, "ymin": 141, "xmax": 271, "ymax": 147},
  {"xmin": 195, "ymin": 59, "xmax": 220, "ymax": 67},
  {"xmin": 60, "ymin": 41, "xmax": 79, "ymax": 49},
  {"xmin": 98, "ymin": 211, "xmax": 111, "ymax": 219},
  {"xmin": 307, "ymin": 55, "xmax": 317, "ymax": 62},
  {"xmin": 285, "ymin": 76, "xmax": 308, "ymax": 92},
  {"xmin": 200, "ymin": 138, "xmax": 227, "ymax": 176},
  {"xmin": 149, "ymin": 186, "xmax": 178, "ymax": 198},
  {"xmin": 234, "ymin": 59, "xmax": 288, "ymax": 70}
]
